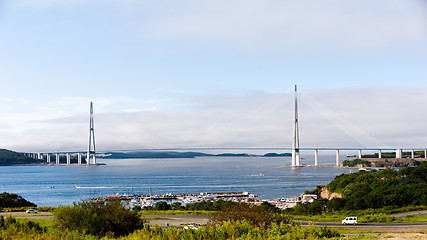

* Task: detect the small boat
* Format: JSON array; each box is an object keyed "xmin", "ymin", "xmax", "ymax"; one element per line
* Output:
[
  {"xmin": 49, "ymin": 186, "xmax": 55, "ymax": 188},
  {"xmin": 346, "ymin": 155, "xmax": 357, "ymax": 158}
]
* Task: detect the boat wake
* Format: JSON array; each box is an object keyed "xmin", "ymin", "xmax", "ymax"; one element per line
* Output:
[{"xmin": 75, "ymin": 186, "xmax": 142, "ymax": 189}]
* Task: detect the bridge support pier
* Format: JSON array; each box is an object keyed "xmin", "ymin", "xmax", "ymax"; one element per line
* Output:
[
  {"xmin": 37, "ymin": 153, "xmax": 41, "ymax": 159},
  {"xmin": 396, "ymin": 148, "xmax": 402, "ymax": 158},
  {"xmin": 77, "ymin": 153, "xmax": 82, "ymax": 165},
  {"xmin": 46, "ymin": 154, "xmax": 50, "ymax": 163},
  {"xmin": 56, "ymin": 154, "xmax": 60, "ymax": 165},
  {"xmin": 314, "ymin": 149, "xmax": 318, "ymax": 166},
  {"xmin": 336, "ymin": 149, "xmax": 340, "ymax": 166},
  {"xmin": 358, "ymin": 150, "xmax": 362, "ymax": 159},
  {"xmin": 292, "ymin": 149, "xmax": 300, "ymax": 166},
  {"xmin": 378, "ymin": 150, "xmax": 382, "ymax": 159},
  {"xmin": 411, "ymin": 150, "xmax": 415, "ymax": 158},
  {"xmin": 425, "ymin": 150, "xmax": 427, "ymax": 158},
  {"xmin": 66, "ymin": 153, "xmax": 71, "ymax": 165}
]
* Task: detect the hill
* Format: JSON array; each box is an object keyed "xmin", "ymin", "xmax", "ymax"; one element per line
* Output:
[
  {"xmin": 294, "ymin": 163, "xmax": 427, "ymax": 215},
  {"xmin": 325, "ymin": 163, "xmax": 427, "ymax": 209},
  {"xmin": 0, "ymin": 149, "xmax": 44, "ymax": 165}
]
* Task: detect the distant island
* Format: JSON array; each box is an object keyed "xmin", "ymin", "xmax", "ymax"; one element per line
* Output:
[
  {"xmin": 0, "ymin": 149, "xmax": 291, "ymax": 165},
  {"xmin": 99, "ymin": 151, "xmax": 292, "ymax": 159},
  {"xmin": 0, "ymin": 149, "xmax": 45, "ymax": 165}
]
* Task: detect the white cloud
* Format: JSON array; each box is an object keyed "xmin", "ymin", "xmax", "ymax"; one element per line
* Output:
[
  {"xmin": 2, "ymin": 87, "xmax": 427, "ymax": 152},
  {"xmin": 140, "ymin": 0, "xmax": 427, "ymax": 55}
]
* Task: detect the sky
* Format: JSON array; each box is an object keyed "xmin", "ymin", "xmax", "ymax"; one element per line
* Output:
[{"xmin": 0, "ymin": 0, "xmax": 426, "ymax": 152}]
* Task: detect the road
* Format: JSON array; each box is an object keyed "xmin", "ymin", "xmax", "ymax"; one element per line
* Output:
[{"xmin": 297, "ymin": 221, "xmax": 427, "ymax": 228}]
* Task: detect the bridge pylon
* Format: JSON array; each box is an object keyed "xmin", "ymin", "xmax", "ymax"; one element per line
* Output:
[
  {"xmin": 291, "ymin": 85, "xmax": 301, "ymax": 166},
  {"xmin": 87, "ymin": 102, "xmax": 96, "ymax": 165}
]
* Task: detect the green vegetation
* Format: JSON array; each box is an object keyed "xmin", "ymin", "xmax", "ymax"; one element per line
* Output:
[
  {"xmin": 327, "ymin": 163, "xmax": 427, "ymax": 210},
  {"xmin": 211, "ymin": 202, "xmax": 290, "ymax": 228},
  {"xmin": 0, "ymin": 201, "xmax": 340, "ymax": 240},
  {"xmin": 0, "ymin": 216, "xmax": 341, "ymax": 240},
  {"xmin": 2, "ymin": 162, "xmax": 426, "ymax": 239},
  {"xmin": 0, "ymin": 149, "xmax": 44, "ymax": 165},
  {"xmin": 55, "ymin": 199, "xmax": 144, "ymax": 237},
  {"xmin": 126, "ymin": 221, "xmax": 340, "ymax": 240},
  {"xmin": 292, "ymin": 205, "xmax": 427, "ymax": 223},
  {"xmin": 136, "ymin": 209, "xmax": 216, "ymax": 216},
  {"xmin": 288, "ymin": 163, "xmax": 427, "ymax": 221},
  {"xmin": 0, "ymin": 192, "xmax": 36, "ymax": 208},
  {"xmin": 342, "ymin": 158, "xmax": 372, "ymax": 167},
  {"xmin": 140, "ymin": 199, "xmax": 242, "ymax": 212}
]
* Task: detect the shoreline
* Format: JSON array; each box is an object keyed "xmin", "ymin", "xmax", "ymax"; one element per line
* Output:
[{"xmin": 280, "ymin": 165, "xmax": 358, "ymax": 168}]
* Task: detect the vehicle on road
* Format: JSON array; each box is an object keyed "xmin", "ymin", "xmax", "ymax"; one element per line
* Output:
[
  {"xmin": 26, "ymin": 209, "xmax": 38, "ymax": 214},
  {"xmin": 184, "ymin": 224, "xmax": 199, "ymax": 230},
  {"xmin": 342, "ymin": 216, "xmax": 357, "ymax": 225}
]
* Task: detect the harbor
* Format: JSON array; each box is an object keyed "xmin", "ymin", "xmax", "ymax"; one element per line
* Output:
[
  {"xmin": 92, "ymin": 190, "xmax": 323, "ymax": 210},
  {"xmin": 93, "ymin": 191, "xmax": 259, "ymax": 208}
]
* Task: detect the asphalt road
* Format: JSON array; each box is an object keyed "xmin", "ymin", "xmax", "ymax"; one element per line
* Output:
[{"xmin": 296, "ymin": 221, "xmax": 427, "ymax": 228}]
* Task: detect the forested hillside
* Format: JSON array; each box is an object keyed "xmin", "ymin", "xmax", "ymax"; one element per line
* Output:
[
  {"xmin": 0, "ymin": 149, "xmax": 44, "ymax": 165},
  {"xmin": 326, "ymin": 163, "xmax": 427, "ymax": 209},
  {"xmin": 290, "ymin": 163, "xmax": 427, "ymax": 215},
  {"xmin": 0, "ymin": 192, "xmax": 36, "ymax": 208}
]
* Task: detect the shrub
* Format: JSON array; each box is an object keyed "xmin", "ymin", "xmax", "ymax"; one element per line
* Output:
[
  {"xmin": 211, "ymin": 202, "xmax": 290, "ymax": 228},
  {"xmin": 0, "ymin": 216, "xmax": 45, "ymax": 233},
  {"xmin": 54, "ymin": 199, "xmax": 144, "ymax": 237}
]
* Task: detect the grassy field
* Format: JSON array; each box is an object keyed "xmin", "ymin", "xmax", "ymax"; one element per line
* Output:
[{"xmin": 4, "ymin": 217, "xmax": 426, "ymax": 239}]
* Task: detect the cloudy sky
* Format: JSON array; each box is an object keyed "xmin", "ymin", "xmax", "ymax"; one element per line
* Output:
[{"xmin": 0, "ymin": 0, "xmax": 426, "ymax": 152}]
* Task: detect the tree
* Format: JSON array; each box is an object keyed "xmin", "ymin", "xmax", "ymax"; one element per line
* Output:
[
  {"xmin": 0, "ymin": 192, "xmax": 36, "ymax": 208},
  {"xmin": 326, "ymin": 198, "xmax": 346, "ymax": 211},
  {"xmin": 170, "ymin": 202, "xmax": 184, "ymax": 210},
  {"xmin": 55, "ymin": 200, "xmax": 143, "ymax": 237},
  {"xmin": 154, "ymin": 201, "xmax": 171, "ymax": 210}
]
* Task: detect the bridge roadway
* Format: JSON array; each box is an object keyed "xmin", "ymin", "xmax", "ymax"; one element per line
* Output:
[{"xmin": 26, "ymin": 147, "xmax": 427, "ymax": 167}]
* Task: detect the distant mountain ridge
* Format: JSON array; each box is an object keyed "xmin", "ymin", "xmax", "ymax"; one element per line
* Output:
[
  {"xmin": 0, "ymin": 149, "xmax": 291, "ymax": 165},
  {"xmin": 0, "ymin": 149, "xmax": 45, "ymax": 165},
  {"xmin": 99, "ymin": 151, "xmax": 291, "ymax": 159}
]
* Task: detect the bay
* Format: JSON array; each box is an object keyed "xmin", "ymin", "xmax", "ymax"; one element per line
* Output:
[{"xmin": 0, "ymin": 156, "xmax": 354, "ymax": 207}]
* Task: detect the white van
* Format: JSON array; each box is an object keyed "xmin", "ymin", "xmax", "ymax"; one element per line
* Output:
[
  {"xmin": 26, "ymin": 209, "xmax": 38, "ymax": 214},
  {"xmin": 342, "ymin": 217, "xmax": 357, "ymax": 225}
]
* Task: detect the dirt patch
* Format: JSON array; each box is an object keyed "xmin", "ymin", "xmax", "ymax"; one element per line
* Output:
[
  {"xmin": 389, "ymin": 210, "xmax": 427, "ymax": 218},
  {"xmin": 141, "ymin": 215, "xmax": 212, "ymax": 227},
  {"xmin": 318, "ymin": 187, "xmax": 342, "ymax": 200},
  {"xmin": 377, "ymin": 233, "xmax": 427, "ymax": 239}
]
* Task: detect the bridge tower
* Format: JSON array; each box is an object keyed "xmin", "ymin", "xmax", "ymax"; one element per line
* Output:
[
  {"xmin": 87, "ymin": 102, "xmax": 96, "ymax": 165},
  {"xmin": 291, "ymin": 85, "xmax": 301, "ymax": 166}
]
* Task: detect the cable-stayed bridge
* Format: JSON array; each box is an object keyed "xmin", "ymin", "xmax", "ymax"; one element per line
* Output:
[
  {"xmin": 25, "ymin": 87, "xmax": 427, "ymax": 167},
  {"xmin": 26, "ymin": 146, "xmax": 427, "ymax": 167}
]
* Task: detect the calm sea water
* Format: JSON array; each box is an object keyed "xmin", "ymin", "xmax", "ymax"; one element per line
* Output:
[{"xmin": 0, "ymin": 156, "xmax": 354, "ymax": 207}]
